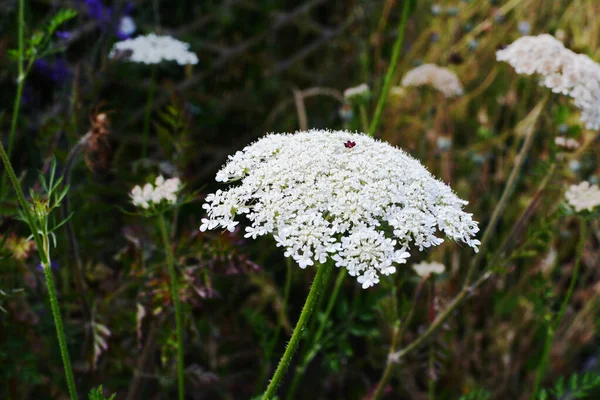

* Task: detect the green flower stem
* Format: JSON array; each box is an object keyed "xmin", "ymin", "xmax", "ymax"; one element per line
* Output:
[
  {"xmin": 262, "ymin": 262, "xmax": 333, "ymax": 400},
  {"xmin": 158, "ymin": 214, "xmax": 185, "ymax": 400},
  {"xmin": 142, "ymin": 65, "xmax": 157, "ymax": 159},
  {"xmin": 0, "ymin": 138, "xmax": 78, "ymax": 399},
  {"xmin": 465, "ymin": 94, "xmax": 549, "ymax": 284},
  {"xmin": 1, "ymin": 0, "xmax": 25, "ymax": 197},
  {"xmin": 368, "ymin": 0, "xmax": 410, "ymax": 137},
  {"xmin": 43, "ymin": 261, "xmax": 79, "ymax": 400},
  {"xmin": 531, "ymin": 220, "xmax": 587, "ymax": 399},
  {"xmin": 286, "ymin": 268, "xmax": 346, "ymax": 400}
]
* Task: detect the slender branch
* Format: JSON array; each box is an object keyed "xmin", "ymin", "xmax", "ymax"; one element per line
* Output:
[
  {"xmin": 465, "ymin": 94, "xmax": 549, "ymax": 284},
  {"xmin": 372, "ymin": 275, "xmax": 429, "ymax": 400},
  {"xmin": 158, "ymin": 214, "xmax": 185, "ymax": 400},
  {"xmin": 368, "ymin": 0, "xmax": 410, "ymax": 137},
  {"xmin": 389, "ymin": 272, "xmax": 491, "ymax": 362},
  {"xmin": 262, "ymin": 262, "xmax": 332, "ymax": 400},
  {"xmin": 1, "ymin": 0, "xmax": 25, "ymax": 197},
  {"xmin": 531, "ymin": 220, "xmax": 587, "ymax": 398}
]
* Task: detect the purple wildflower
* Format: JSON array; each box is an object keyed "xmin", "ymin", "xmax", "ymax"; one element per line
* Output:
[
  {"xmin": 33, "ymin": 59, "xmax": 72, "ymax": 84},
  {"xmin": 56, "ymin": 30, "xmax": 72, "ymax": 40},
  {"xmin": 36, "ymin": 261, "xmax": 60, "ymax": 271}
]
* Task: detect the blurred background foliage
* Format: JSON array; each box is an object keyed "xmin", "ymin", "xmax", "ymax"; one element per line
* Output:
[{"xmin": 1, "ymin": 0, "xmax": 600, "ymax": 399}]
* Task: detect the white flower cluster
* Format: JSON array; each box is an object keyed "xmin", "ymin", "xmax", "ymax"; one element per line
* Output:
[
  {"xmin": 130, "ymin": 176, "xmax": 181, "ymax": 209},
  {"xmin": 401, "ymin": 64, "xmax": 464, "ymax": 98},
  {"xmin": 554, "ymin": 136, "xmax": 580, "ymax": 150},
  {"xmin": 412, "ymin": 261, "xmax": 446, "ymax": 278},
  {"xmin": 109, "ymin": 34, "xmax": 199, "ymax": 65},
  {"xmin": 200, "ymin": 130, "xmax": 480, "ymax": 289},
  {"xmin": 344, "ymin": 83, "xmax": 370, "ymax": 100},
  {"xmin": 565, "ymin": 181, "xmax": 600, "ymax": 212},
  {"xmin": 496, "ymin": 34, "xmax": 600, "ymax": 130}
]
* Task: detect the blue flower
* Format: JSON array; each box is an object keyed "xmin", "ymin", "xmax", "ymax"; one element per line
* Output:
[{"xmin": 33, "ymin": 58, "xmax": 72, "ymax": 84}]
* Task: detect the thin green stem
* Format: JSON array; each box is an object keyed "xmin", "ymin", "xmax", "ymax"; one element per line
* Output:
[
  {"xmin": 531, "ymin": 220, "xmax": 586, "ymax": 398},
  {"xmin": 262, "ymin": 262, "xmax": 332, "ymax": 400},
  {"xmin": 43, "ymin": 262, "xmax": 79, "ymax": 400},
  {"xmin": 1, "ymin": 0, "xmax": 25, "ymax": 197},
  {"xmin": 158, "ymin": 214, "xmax": 185, "ymax": 400},
  {"xmin": 368, "ymin": 0, "xmax": 410, "ymax": 137},
  {"xmin": 142, "ymin": 66, "xmax": 157, "ymax": 159},
  {"xmin": 286, "ymin": 268, "xmax": 346, "ymax": 400},
  {"xmin": 465, "ymin": 94, "xmax": 549, "ymax": 284}
]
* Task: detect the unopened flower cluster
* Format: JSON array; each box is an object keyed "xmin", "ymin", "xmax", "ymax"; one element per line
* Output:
[
  {"xmin": 565, "ymin": 181, "xmax": 600, "ymax": 212},
  {"xmin": 413, "ymin": 261, "xmax": 445, "ymax": 278},
  {"xmin": 130, "ymin": 176, "xmax": 181, "ymax": 210},
  {"xmin": 200, "ymin": 129, "xmax": 480, "ymax": 289},
  {"xmin": 554, "ymin": 136, "xmax": 579, "ymax": 150},
  {"xmin": 109, "ymin": 34, "xmax": 199, "ymax": 65},
  {"xmin": 497, "ymin": 34, "xmax": 600, "ymax": 130},
  {"xmin": 344, "ymin": 83, "xmax": 370, "ymax": 100},
  {"xmin": 401, "ymin": 64, "xmax": 464, "ymax": 98}
]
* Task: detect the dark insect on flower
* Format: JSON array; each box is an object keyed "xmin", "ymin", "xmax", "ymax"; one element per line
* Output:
[
  {"xmin": 344, "ymin": 140, "xmax": 356, "ymax": 149},
  {"xmin": 84, "ymin": 108, "xmax": 112, "ymax": 174}
]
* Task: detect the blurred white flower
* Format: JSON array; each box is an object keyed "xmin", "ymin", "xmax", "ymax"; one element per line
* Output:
[
  {"xmin": 565, "ymin": 181, "xmax": 600, "ymax": 212},
  {"xmin": 343, "ymin": 83, "xmax": 370, "ymax": 100},
  {"xmin": 497, "ymin": 34, "xmax": 600, "ymax": 130},
  {"xmin": 554, "ymin": 136, "xmax": 580, "ymax": 150},
  {"xmin": 200, "ymin": 129, "xmax": 480, "ymax": 289},
  {"xmin": 109, "ymin": 34, "xmax": 199, "ymax": 65},
  {"xmin": 130, "ymin": 175, "xmax": 181, "ymax": 209},
  {"xmin": 401, "ymin": 64, "xmax": 464, "ymax": 98},
  {"xmin": 412, "ymin": 261, "xmax": 446, "ymax": 278}
]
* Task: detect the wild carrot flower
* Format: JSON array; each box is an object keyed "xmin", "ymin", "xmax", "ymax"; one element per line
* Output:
[
  {"xmin": 109, "ymin": 33, "xmax": 198, "ymax": 65},
  {"xmin": 130, "ymin": 175, "xmax": 181, "ymax": 210},
  {"xmin": 497, "ymin": 34, "xmax": 600, "ymax": 130},
  {"xmin": 401, "ymin": 64, "xmax": 464, "ymax": 98},
  {"xmin": 412, "ymin": 261, "xmax": 445, "ymax": 278},
  {"xmin": 565, "ymin": 181, "xmax": 600, "ymax": 212},
  {"xmin": 200, "ymin": 130, "xmax": 480, "ymax": 289}
]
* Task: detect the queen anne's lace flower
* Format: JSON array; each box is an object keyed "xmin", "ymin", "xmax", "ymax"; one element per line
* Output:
[
  {"xmin": 565, "ymin": 181, "xmax": 600, "ymax": 212},
  {"xmin": 401, "ymin": 64, "xmax": 464, "ymax": 98},
  {"xmin": 497, "ymin": 34, "xmax": 600, "ymax": 130},
  {"xmin": 200, "ymin": 130, "xmax": 480, "ymax": 289},
  {"xmin": 130, "ymin": 176, "xmax": 181, "ymax": 209},
  {"xmin": 413, "ymin": 261, "xmax": 445, "ymax": 278},
  {"xmin": 109, "ymin": 34, "xmax": 198, "ymax": 65}
]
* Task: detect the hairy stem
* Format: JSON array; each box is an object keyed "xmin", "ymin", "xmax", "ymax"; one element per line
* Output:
[
  {"xmin": 262, "ymin": 262, "xmax": 332, "ymax": 400},
  {"xmin": 368, "ymin": 0, "xmax": 410, "ymax": 137},
  {"xmin": 286, "ymin": 268, "xmax": 346, "ymax": 400},
  {"xmin": 43, "ymin": 263, "xmax": 79, "ymax": 400},
  {"xmin": 531, "ymin": 220, "xmax": 586, "ymax": 398},
  {"xmin": 158, "ymin": 214, "xmax": 185, "ymax": 400}
]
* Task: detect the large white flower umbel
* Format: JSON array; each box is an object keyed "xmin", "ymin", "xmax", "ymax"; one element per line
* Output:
[{"xmin": 201, "ymin": 129, "xmax": 480, "ymax": 289}]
